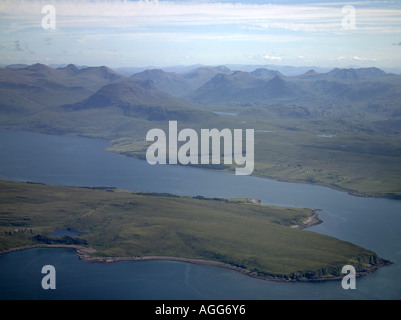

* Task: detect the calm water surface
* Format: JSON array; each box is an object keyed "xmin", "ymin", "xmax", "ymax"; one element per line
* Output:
[{"xmin": 0, "ymin": 130, "xmax": 400, "ymax": 299}]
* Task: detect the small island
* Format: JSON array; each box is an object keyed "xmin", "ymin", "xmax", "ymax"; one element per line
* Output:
[{"xmin": 0, "ymin": 180, "xmax": 391, "ymax": 282}]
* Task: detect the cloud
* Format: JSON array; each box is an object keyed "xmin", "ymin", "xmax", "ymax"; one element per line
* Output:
[
  {"xmin": 351, "ymin": 56, "xmax": 378, "ymax": 62},
  {"xmin": 261, "ymin": 55, "xmax": 282, "ymax": 62},
  {"xmin": 1, "ymin": 0, "xmax": 400, "ymax": 34},
  {"xmin": 336, "ymin": 55, "xmax": 379, "ymax": 63},
  {"xmin": 1, "ymin": 1, "xmax": 401, "ymax": 68}
]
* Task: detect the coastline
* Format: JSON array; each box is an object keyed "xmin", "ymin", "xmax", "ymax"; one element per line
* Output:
[
  {"xmin": 117, "ymin": 148, "xmax": 401, "ymax": 201},
  {"xmin": 291, "ymin": 209, "xmax": 323, "ymax": 229},
  {"xmin": 2, "ymin": 128, "xmax": 399, "ymax": 201},
  {"xmin": 0, "ymin": 130, "xmax": 395, "ymax": 284},
  {"xmin": 0, "ymin": 193, "xmax": 387, "ymax": 283},
  {"xmin": 0, "ymin": 242, "xmax": 391, "ymax": 283},
  {"xmin": 250, "ymin": 199, "xmax": 323, "ymax": 229}
]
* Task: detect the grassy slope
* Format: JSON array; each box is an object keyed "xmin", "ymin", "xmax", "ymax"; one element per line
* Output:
[
  {"xmin": 105, "ymin": 112, "xmax": 401, "ymax": 199},
  {"xmin": 0, "ymin": 180, "xmax": 387, "ymax": 281}
]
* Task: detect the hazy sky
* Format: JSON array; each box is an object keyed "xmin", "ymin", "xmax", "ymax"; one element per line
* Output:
[{"xmin": 1, "ymin": 0, "xmax": 401, "ymax": 68}]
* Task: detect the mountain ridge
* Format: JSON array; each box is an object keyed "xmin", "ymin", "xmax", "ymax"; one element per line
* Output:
[{"xmin": 1, "ymin": 63, "xmax": 400, "ymax": 120}]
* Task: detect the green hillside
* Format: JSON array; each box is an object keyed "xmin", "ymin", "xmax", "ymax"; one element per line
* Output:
[{"xmin": 0, "ymin": 180, "xmax": 389, "ymax": 281}]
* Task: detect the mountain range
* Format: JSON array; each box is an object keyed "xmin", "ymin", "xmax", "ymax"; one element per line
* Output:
[
  {"xmin": 1, "ymin": 62, "xmax": 401, "ymax": 198},
  {"xmin": 1, "ymin": 63, "xmax": 401, "ymax": 123}
]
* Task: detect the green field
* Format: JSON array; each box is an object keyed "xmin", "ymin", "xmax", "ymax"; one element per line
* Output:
[
  {"xmin": 103, "ymin": 112, "xmax": 401, "ymax": 199},
  {"xmin": 0, "ymin": 180, "xmax": 389, "ymax": 281}
]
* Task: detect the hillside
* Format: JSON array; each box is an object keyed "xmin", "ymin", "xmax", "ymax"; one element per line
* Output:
[
  {"xmin": 63, "ymin": 80, "xmax": 212, "ymax": 122},
  {"xmin": 0, "ymin": 180, "xmax": 390, "ymax": 282},
  {"xmin": 0, "ymin": 63, "xmax": 125, "ymax": 116}
]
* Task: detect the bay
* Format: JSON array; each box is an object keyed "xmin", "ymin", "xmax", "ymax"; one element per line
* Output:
[{"xmin": 0, "ymin": 130, "xmax": 400, "ymax": 299}]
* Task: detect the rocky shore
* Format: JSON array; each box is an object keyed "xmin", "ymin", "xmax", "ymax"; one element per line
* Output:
[
  {"xmin": 0, "ymin": 243, "xmax": 391, "ymax": 283},
  {"xmin": 291, "ymin": 209, "xmax": 323, "ymax": 229}
]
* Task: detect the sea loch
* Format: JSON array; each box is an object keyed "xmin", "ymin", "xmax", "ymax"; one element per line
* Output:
[{"xmin": 0, "ymin": 130, "xmax": 400, "ymax": 299}]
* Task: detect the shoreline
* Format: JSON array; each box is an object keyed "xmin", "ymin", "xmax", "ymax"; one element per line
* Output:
[
  {"xmin": 2, "ymin": 128, "xmax": 399, "ymax": 201},
  {"xmin": 0, "ymin": 243, "xmax": 390, "ymax": 283},
  {"xmin": 115, "ymin": 148, "xmax": 401, "ymax": 201},
  {"xmin": 291, "ymin": 209, "xmax": 323, "ymax": 229},
  {"xmin": 0, "ymin": 130, "xmax": 395, "ymax": 284},
  {"xmin": 0, "ymin": 179, "xmax": 390, "ymax": 283},
  {"xmin": 250, "ymin": 199, "xmax": 323, "ymax": 229}
]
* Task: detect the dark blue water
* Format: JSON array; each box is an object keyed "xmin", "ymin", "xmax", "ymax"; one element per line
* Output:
[
  {"xmin": 0, "ymin": 130, "xmax": 400, "ymax": 299},
  {"xmin": 0, "ymin": 247, "xmax": 384, "ymax": 300}
]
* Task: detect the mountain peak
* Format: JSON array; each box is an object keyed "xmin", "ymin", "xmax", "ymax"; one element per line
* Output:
[
  {"xmin": 130, "ymin": 68, "xmax": 191, "ymax": 97},
  {"xmin": 61, "ymin": 64, "xmax": 80, "ymax": 74},
  {"xmin": 63, "ymin": 80, "xmax": 210, "ymax": 122},
  {"xmin": 5, "ymin": 64, "xmax": 29, "ymax": 70},
  {"xmin": 77, "ymin": 65, "xmax": 122, "ymax": 81},
  {"xmin": 208, "ymin": 71, "xmax": 256, "ymax": 85},
  {"xmin": 24, "ymin": 63, "xmax": 52, "ymax": 72},
  {"xmin": 214, "ymin": 65, "xmax": 231, "ymax": 73},
  {"xmin": 251, "ymin": 68, "xmax": 283, "ymax": 80},
  {"xmin": 130, "ymin": 69, "xmax": 168, "ymax": 78},
  {"xmin": 305, "ymin": 69, "xmax": 318, "ymax": 75},
  {"xmin": 328, "ymin": 67, "xmax": 387, "ymax": 81},
  {"xmin": 268, "ymin": 74, "xmax": 286, "ymax": 83}
]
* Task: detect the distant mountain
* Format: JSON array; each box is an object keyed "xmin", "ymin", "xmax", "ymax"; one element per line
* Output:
[
  {"xmin": 129, "ymin": 69, "xmax": 191, "ymax": 97},
  {"xmin": 4, "ymin": 64, "xmax": 29, "ymax": 70},
  {"xmin": 226, "ymin": 64, "xmax": 331, "ymax": 76},
  {"xmin": 189, "ymin": 71, "xmax": 300, "ymax": 104},
  {"xmin": 0, "ymin": 63, "xmax": 126, "ymax": 116},
  {"xmin": 189, "ymin": 71, "xmax": 262, "ymax": 104},
  {"xmin": 76, "ymin": 65, "xmax": 123, "ymax": 82},
  {"xmin": 63, "ymin": 80, "xmax": 212, "ymax": 122},
  {"xmin": 58, "ymin": 64, "xmax": 80, "ymax": 75},
  {"xmin": 66, "ymin": 81, "xmax": 176, "ymax": 109},
  {"xmin": 130, "ymin": 65, "xmax": 232, "ymax": 97},
  {"xmin": 181, "ymin": 65, "xmax": 232, "ymax": 90},
  {"xmin": 186, "ymin": 66, "xmax": 401, "ymax": 119},
  {"xmin": 326, "ymin": 67, "xmax": 390, "ymax": 81},
  {"xmin": 0, "ymin": 63, "xmax": 124, "ymax": 89},
  {"xmin": 115, "ymin": 64, "xmax": 206, "ymax": 75},
  {"xmin": 23, "ymin": 63, "xmax": 63, "ymax": 80},
  {"xmin": 293, "ymin": 69, "xmax": 321, "ymax": 80},
  {"xmin": 298, "ymin": 68, "xmax": 400, "ymax": 101},
  {"xmin": 251, "ymin": 68, "xmax": 284, "ymax": 80},
  {"xmin": 2, "ymin": 63, "xmax": 400, "ymax": 122},
  {"xmin": 262, "ymin": 75, "xmax": 300, "ymax": 98}
]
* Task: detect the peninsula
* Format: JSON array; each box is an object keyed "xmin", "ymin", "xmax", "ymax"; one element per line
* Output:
[{"xmin": 0, "ymin": 180, "xmax": 390, "ymax": 282}]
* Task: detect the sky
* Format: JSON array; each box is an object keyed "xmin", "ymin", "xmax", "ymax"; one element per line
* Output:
[{"xmin": 1, "ymin": 0, "xmax": 401, "ymax": 69}]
